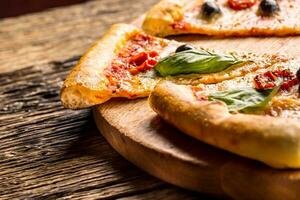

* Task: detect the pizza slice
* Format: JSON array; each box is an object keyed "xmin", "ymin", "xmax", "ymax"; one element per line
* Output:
[
  {"xmin": 60, "ymin": 24, "xmax": 171, "ymax": 109},
  {"xmin": 60, "ymin": 23, "xmax": 297, "ymax": 109},
  {"xmin": 149, "ymin": 65, "xmax": 300, "ymax": 168},
  {"xmin": 142, "ymin": 0, "xmax": 300, "ymax": 37}
]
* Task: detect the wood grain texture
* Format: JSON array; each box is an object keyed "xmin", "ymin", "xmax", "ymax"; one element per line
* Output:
[
  {"xmin": 0, "ymin": 58, "xmax": 212, "ymax": 199},
  {"xmin": 0, "ymin": 0, "xmax": 159, "ymax": 73}
]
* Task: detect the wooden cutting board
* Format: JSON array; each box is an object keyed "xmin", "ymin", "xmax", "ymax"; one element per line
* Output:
[{"xmin": 93, "ymin": 33, "xmax": 300, "ymax": 199}]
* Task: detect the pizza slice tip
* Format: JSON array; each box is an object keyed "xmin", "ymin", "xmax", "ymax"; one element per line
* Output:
[{"xmin": 60, "ymin": 24, "xmax": 141, "ymax": 109}]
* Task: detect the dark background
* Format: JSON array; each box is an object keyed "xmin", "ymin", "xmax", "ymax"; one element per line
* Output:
[{"xmin": 0, "ymin": 0, "xmax": 91, "ymax": 18}]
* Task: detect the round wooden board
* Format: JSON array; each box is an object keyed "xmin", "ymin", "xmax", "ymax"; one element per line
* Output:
[
  {"xmin": 93, "ymin": 35, "xmax": 300, "ymax": 200},
  {"xmin": 93, "ymin": 99, "xmax": 300, "ymax": 200}
]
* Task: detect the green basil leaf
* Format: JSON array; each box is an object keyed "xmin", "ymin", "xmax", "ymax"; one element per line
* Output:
[
  {"xmin": 242, "ymin": 84, "xmax": 281, "ymax": 113},
  {"xmin": 208, "ymin": 85, "xmax": 280, "ymax": 113},
  {"xmin": 154, "ymin": 49, "xmax": 246, "ymax": 76}
]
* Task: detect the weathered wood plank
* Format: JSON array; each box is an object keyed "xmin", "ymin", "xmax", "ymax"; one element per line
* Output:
[
  {"xmin": 0, "ymin": 0, "xmax": 159, "ymax": 73},
  {"xmin": 117, "ymin": 188, "xmax": 205, "ymax": 200},
  {"xmin": 0, "ymin": 58, "xmax": 207, "ymax": 199}
]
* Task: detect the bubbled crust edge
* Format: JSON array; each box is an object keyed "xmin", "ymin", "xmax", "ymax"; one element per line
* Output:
[
  {"xmin": 60, "ymin": 24, "xmax": 141, "ymax": 109},
  {"xmin": 149, "ymin": 80, "xmax": 300, "ymax": 168}
]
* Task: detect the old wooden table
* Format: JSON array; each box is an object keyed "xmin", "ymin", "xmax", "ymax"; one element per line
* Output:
[{"xmin": 0, "ymin": 0, "xmax": 213, "ymax": 199}]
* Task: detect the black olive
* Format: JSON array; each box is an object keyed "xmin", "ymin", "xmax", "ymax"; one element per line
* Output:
[
  {"xmin": 201, "ymin": 1, "xmax": 222, "ymax": 19},
  {"xmin": 175, "ymin": 44, "xmax": 194, "ymax": 53},
  {"xmin": 259, "ymin": 0, "xmax": 279, "ymax": 16}
]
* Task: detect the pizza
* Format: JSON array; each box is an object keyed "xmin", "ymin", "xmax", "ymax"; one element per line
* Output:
[
  {"xmin": 60, "ymin": 23, "xmax": 296, "ymax": 109},
  {"xmin": 61, "ymin": 23, "xmax": 300, "ymax": 168},
  {"xmin": 142, "ymin": 0, "xmax": 300, "ymax": 37},
  {"xmin": 60, "ymin": 24, "xmax": 172, "ymax": 109},
  {"xmin": 149, "ymin": 67, "xmax": 300, "ymax": 168}
]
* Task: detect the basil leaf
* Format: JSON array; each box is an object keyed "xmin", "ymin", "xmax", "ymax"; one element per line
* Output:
[
  {"xmin": 242, "ymin": 84, "xmax": 281, "ymax": 113},
  {"xmin": 154, "ymin": 49, "xmax": 245, "ymax": 76},
  {"xmin": 208, "ymin": 85, "xmax": 280, "ymax": 113}
]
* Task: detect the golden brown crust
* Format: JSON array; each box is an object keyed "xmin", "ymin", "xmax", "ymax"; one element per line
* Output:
[
  {"xmin": 149, "ymin": 81, "xmax": 300, "ymax": 168},
  {"xmin": 60, "ymin": 24, "xmax": 140, "ymax": 109},
  {"xmin": 142, "ymin": 0, "xmax": 186, "ymax": 36},
  {"xmin": 142, "ymin": 0, "xmax": 300, "ymax": 37}
]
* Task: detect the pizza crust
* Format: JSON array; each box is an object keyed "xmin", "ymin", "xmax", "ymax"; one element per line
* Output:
[
  {"xmin": 60, "ymin": 24, "xmax": 140, "ymax": 109},
  {"xmin": 149, "ymin": 80, "xmax": 300, "ymax": 168},
  {"xmin": 142, "ymin": 0, "xmax": 300, "ymax": 37},
  {"xmin": 142, "ymin": 0, "xmax": 186, "ymax": 37}
]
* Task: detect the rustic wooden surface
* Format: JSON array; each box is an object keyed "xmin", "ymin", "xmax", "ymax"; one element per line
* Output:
[
  {"xmin": 0, "ymin": 0, "xmax": 213, "ymax": 199},
  {"xmin": 1, "ymin": 58, "xmax": 210, "ymax": 199}
]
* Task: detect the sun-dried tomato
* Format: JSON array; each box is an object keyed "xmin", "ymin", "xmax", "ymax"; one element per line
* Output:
[
  {"xmin": 281, "ymin": 78, "xmax": 299, "ymax": 91},
  {"xmin": 254, "ymin": 72, "xmax": 276, "ymax": 90},
  {"xmin": 128, "ymin": 51, "xmax": 159, "ymax": 75},
  {"xmin": 254, "ymin": 69, "xmax": 299, "ymax": 91}
]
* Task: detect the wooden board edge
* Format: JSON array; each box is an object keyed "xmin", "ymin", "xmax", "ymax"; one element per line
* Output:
[{"xmin": 92, "ymin": 106, "xmax": 226, "ymax": 198}]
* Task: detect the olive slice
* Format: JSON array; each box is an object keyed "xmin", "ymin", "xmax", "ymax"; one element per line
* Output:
[
  {"xmin": 201, "ymin": 1, "xmax": 222, "ymax": 19},
  {"xmin": 259, "ymin": 0, "xmax": 279, "ymax": 16},
  {"xmin": 175, "ymin": 44, "xmax": 194, "ymax": 53}
]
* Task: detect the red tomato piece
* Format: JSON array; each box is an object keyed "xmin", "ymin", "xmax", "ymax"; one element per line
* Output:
[
  {"xmin": 149, "ymin": 51, "xmax": 159, "ymax": 58},
  {"xmin": 128, "ymin": 51, "xmax": 159, "ymax": 75},
  {"xmin": 254, "ymin": 73, "xmax": 276, "ymax": 90},
  {"xmin": 129, "ymin": 52, "xmax": 148, "ymax": 66},
  {"xmin": 254, "ymin": 69, "xmax": 299, "ymax": 91},
  {"xmin": 228, "ymin": 0, "xmax": 256, "ymax": 10},
  {"xmin": 147, "ymin": 59, "xmax": 157, "ymax": 66},
  {"xmin": 281, "ymin": 78, "xmax": 299, "ymax": 91},
  {"xmin": 263, "ymin": 71, "xmax": 277, "ymax": 81}
]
